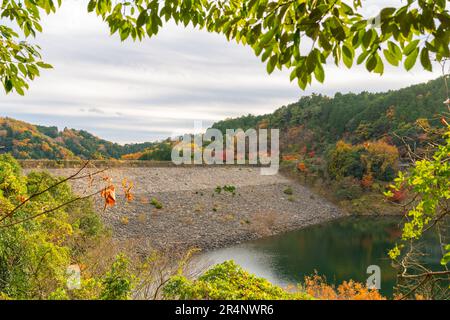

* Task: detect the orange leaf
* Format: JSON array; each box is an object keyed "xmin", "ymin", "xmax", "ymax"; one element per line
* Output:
[
  {"xmin": 297, "ymin": 162, "xmax": 307, "ymax": 172},
  {"xmin": 101, "ymin": 185, "xmax": 116, "ymax": 209},
  {"xmin": 122, "ymin": 179, "xmax": 134, "ymax": 202}
]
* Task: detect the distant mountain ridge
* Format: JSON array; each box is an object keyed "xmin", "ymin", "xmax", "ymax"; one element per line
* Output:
[
  {"xmin": 0, "ymin": 77, "xmax": 447, "ymax": 160},
  {"xmin": 0, "ymin": 117, "xmax": 154, "ymax": 159}
]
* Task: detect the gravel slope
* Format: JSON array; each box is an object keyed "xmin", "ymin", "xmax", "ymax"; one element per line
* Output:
[{"xmin": 31, "ymin": 166, "xmax": 343, "ymax": 251}]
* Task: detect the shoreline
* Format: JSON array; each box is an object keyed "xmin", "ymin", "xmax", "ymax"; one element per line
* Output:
[{"xmin": 99, "ymin": 179, "xmax": 344, "ymax": 252}]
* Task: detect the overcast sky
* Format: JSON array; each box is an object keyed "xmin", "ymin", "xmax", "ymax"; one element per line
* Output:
[{"xmin": 0, "ymin": 0, "xmax": 442, "ymax": 144}]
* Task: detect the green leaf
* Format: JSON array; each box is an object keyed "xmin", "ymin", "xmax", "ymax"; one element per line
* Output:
[
  {"xmin": 441, "ymin": 245, "xmax": 450, "ymax": 265},
  {"xmin": 362, "ymin": 29, "xmax": 375, "ymax": 49},
  {"xmin": 87, "ymin": 0, "xmax": 97, "ymax": 12},
  {"xmin": 403, "ymin": 39, "xmax": 419, "ymax": 56},
  {"xmin": 373, "ymin": 54, "xmax": 384, "ymax": 74},
  {"xmin": 5, "ymin": 79, "xmax": 13, "ymax": 93},
  {"xmin": 289, "ymin": 68, "xmax": 298, "ymax": 82},
  {"xmin": 267, "ymin": 55, "xmax": 277, "ymax": 74},
  {"xmin": 383, "ymin": 49, "xmax": 399, "ymax": 66},
  {"xmin": 442, "ymin": 254, "xmax": 450, "ymax": 266},
  {"xmin": 260, "ymin": 29, "xmax": 275, "ymax": 46},
  {"xmin": 306, "ymin": 52, "xmax": 317, "ymax": 73},
  {"xmin": 13, "ymin": 82, "xmax": 25, "ymax": 96},
  {"xmin": 366, "ymin": 54, "xmax": 377, "ymax": 72},
  {"xmin": 388, "ymin": 41, "xmax": 402, "ymax": 60},
  {"xmin": 404, "ymin": 47, "xmax": 419, "ymax": 71},
  {"xmin": 18, "ymin": 63, "xmax": 27, "ymax": 76},
  {"xmin": 297, "ymin": 77, "xmax": 307, "ymax": 90},
  {"xmin": 314, "ymin": 63, "xmax": 325, "ymax": 83},
  {"xmin": 36, "ymin": 62, "xmax": 53, "ymax": 69},
  {"xmin": 136, "ymin": 10, "xmax": 148, "ymax": 28},
  {"xmin": 261, "ymin": 48, "xmax": 272, "ymax": 62},
  {"xmin": 420, "ymin": 47, "xmax": 432, "ymax": 71},
  {"xmin": 342, "ymin": 44, "xmax": 354, "ymax": 68},
  {"xmin": 380, "ymin": 7, "xmax": 396, "ymax": 19},
  {"xmin": 357, "ymin": 51, "xmax": 369, "ymax": 65}
]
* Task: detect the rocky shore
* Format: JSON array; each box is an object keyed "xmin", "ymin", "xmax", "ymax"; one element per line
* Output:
[{"xmin": 32, "ymin": 166, "xmax": 344, "ymax": 252}]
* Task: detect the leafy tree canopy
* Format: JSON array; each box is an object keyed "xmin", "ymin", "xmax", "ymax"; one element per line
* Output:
[
  {"xmin": 1, "ymin": 0, "xmax": 449, "ymax": 94},
  {"xmin": 212, "ymin": 77, "xmax": 448, "ymax": 157}
]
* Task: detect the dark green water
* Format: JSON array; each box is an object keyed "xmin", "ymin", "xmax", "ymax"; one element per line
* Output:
[{"xmin": 199, "ymin": 217, "xmax": 443, "ymax": 297}]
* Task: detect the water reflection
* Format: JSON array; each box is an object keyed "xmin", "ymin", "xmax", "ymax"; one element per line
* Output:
[{"xmin": 198, "ymin": 217, "xmax": 443, "ymax": 297}]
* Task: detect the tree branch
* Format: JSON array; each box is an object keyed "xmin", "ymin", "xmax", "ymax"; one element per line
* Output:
[
  {"xmin": 0, "ymin": 190, "xmax": 101, "ymax": 229},
  {"xmin": 0, "ymin": 160, "xmax": 91, "ymax": 223}
]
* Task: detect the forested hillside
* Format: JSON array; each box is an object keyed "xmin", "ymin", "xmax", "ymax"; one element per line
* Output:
[
  {"xmin": 212, "ymin": 77, "xmax": 448, "ymax": 208},
  {"xmin": 0, "ymin": 117, "xmax": 154, "ymax": 159},
  {"xmin": 213, "ymin": 77, "xmax": 447, "ymax": 158}
]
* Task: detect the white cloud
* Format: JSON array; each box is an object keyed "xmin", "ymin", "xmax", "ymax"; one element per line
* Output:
[{"xmin": 0, "ymin": 0, "xmax": 442, "ymax": 143}]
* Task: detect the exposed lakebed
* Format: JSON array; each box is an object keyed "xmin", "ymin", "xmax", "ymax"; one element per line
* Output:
[{"xmin": 33, "ymin": 166, "xmax": 342, "ymax": 251}]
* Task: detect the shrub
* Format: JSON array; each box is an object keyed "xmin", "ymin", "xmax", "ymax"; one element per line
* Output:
[
  {"xmin": 150, "ymin": 198, "xmax": 163, "ymax": 209},
  {"xmin": 334, "ymin": 177, "xmax": 363, "ymax": 200},
  {"xmin": 100, "ymin": 254, "xmax": 134, "ymax": 300},
  {"xmin": 0, "ymin": 153, "xmax": 26, "ymax": 196},
  {"xmin": 327, "ymin": 141, "xmax": 366, "ymax": 180},
  {"xmin": 215, "ymin": 185, "xmax": 236, "ymax": 195},
  {"xmin": 222, "ymin": 185, "xmax": 236, "ymax": 195},
  {"xmin": 163, "ymin": 261, "xmax": 312, "ymax": 300},
  {"xmin": 75, "ymin": 200, "xmax": 105, "ymax": 237},
  {"xmin": 327, "ymin": 139, "xmax": 399, "ymax": 183},
  {"xmin": 363, "ymin": 140, "xmax": 399, "ymax": 181},
  {"xmin": 373, "ymin": 164, "xmax": 397, "ymax": 181}
]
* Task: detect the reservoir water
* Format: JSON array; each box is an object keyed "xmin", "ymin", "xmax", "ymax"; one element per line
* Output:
[{"xmin": 199, "ymin": 217, "xmax": 444, "ymax": 297}]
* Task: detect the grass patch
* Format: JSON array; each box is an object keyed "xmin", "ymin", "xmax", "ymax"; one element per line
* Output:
[
  {"xmin": 150, "ymin": 198, "xmax": 163, "ymax": 209},
  {"xmin": 283, "ymin": 186, "xmax": 293, "ymax": 195}
]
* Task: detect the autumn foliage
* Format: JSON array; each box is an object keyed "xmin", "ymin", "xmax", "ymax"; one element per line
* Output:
[
  {"xmin": 122, "ymin": 178, "xmax": 134, "ymax": 202},
  {"xmin": 328, "ymin": 139, "xmax": 399, "ymax": 182},
  {"xmin": 387, "ymin": 186, "xmax": 407, "ymax": 203},
  {"xmin": 303, "ymin": 274, "xmax": 385, "ymax": 300},
  {"xmin": 282, "ymin": 154, "xmax": 299, "ymax": 161},
  {"xmin": 101, "ymin": 180, "xmax": 116, "ymax": 209},
  {"xmin": 100, "ymin": 177, "xmax": 135, "ymax": 209},
  {"xmin": 361, "ymin": 173, "xmax": 374, "ymax": 189}
]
